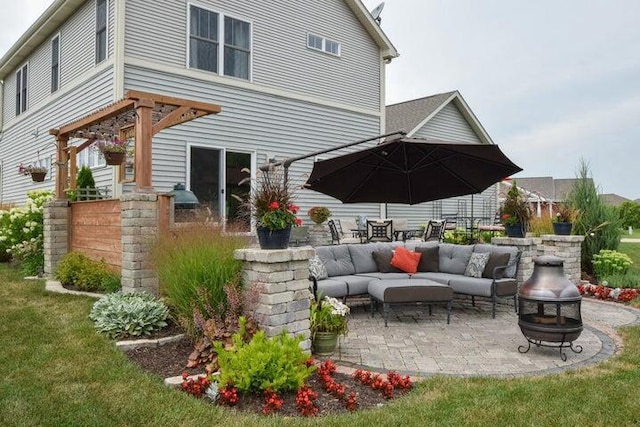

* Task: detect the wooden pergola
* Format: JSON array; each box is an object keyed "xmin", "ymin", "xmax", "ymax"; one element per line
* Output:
[{"xmin": 49, "ymin": 90, "xmax": 222, "ymax": 199}]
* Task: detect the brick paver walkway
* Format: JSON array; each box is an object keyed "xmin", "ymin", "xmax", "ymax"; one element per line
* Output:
[{"xmin": 333, "ymin": 298, "xmax": 640, "ymax": 378}]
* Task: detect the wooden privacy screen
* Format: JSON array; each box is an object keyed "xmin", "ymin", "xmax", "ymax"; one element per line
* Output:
[{"xmin": 69, "ymin": 200, "xmax": 122, "ymax": 270}]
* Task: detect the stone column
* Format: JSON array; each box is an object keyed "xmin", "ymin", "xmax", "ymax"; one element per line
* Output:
[
  {"xmin": 120, "ymin": 193, "xmax": 159, "ymax": 294},
  {"xmin": 234, "ymin": 247, "xmax": 315, "ymax": 352},
  {"xmin": 538, "ymin": 235, "xmax": 585, "ymax": 284},
  {"xmin": 308, "ymin": 224, "xmax": 331, "ymax": 246},
  {"xmin": 491, "ymin": 236, "xmax": 540, "ymax": 285},
  {"xmin": 43, "ymin": 200, "xmax": 70, "ymax": 275}
]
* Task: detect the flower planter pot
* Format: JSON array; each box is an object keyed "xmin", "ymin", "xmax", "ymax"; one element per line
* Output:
[
  {"xmin": 30, "ymin": 172, "xmax": 47, "ymax": 182},
  {"xmin": 312, "ymin": 331, "xmax": 338, "ymax": 356},
  {"xmin": 553, "ymin": 222, "xmax": 573, "ymax": 235},
  {"xmin": 102, "ymin": 151, "xmax": 126, "ymax": 166},
  {"xmin": 256, "ymin": 225, "xmax": 291, "ymax": 250},
  {"xmin": 504, "ymin": 223, "xmax": 525, "ymax": 238}
]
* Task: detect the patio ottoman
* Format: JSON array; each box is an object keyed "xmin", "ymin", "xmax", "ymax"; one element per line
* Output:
[{"xmin": 368, "ymin": 279, "xmax": 453, "ymax": 327}]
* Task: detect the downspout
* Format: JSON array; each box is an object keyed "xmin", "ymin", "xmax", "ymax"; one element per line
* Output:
[
  {"xmin": 112, "ymin": 0, "xmax": 126, "ymax": 197},
  {"xmin": 0, "ymin": 79, "xmax": 4, "ymax": 204},
  {"xmin": 379, "ymin": 52, "xmax": 387, "ymax": 219}
]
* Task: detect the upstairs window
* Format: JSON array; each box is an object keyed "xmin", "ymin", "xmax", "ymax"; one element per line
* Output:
[
  {"xmin": 188, "ymin": 5, "xmax": 251, "ymax": 80},
  {"xmin": 307, "ymin": 33, "xmax": 341, "ymax": 56},
  {"xmin": 15, "ymin": 64, "xmax": 28, "ymax": 116},
  {"xmin": 51, "ymin": 35, "xmax": 60, "ymax": 92},
  {"xmin": 95, "ymin": 0, "xmax": 107, "ymax": 63}
]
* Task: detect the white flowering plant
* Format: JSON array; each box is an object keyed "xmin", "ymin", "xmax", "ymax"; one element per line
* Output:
[
  {"xmin": 0, "ymin": 190, "xmax": 54, "ymax": 274},
  {"xmin": 310, "ymin": 295, "xmax": 350, "ymax": 336}
]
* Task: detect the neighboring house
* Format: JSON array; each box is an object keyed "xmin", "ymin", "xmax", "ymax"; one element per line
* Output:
[
  {"xmin": 385, "ymin": 90, "xmax": 502, "ymax": 228},
  {"xmin": 601, "ymin": 194, "xmax": 631, "ymax": 207},
  {"xmin": 0, "ymin": 0, "xmax": 397, "ymax": 225}
]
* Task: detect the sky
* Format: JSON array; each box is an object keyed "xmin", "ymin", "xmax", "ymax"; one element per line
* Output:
[{"xmin": 1, "ymin": 0, "xmax": 639, "ymax": 200}]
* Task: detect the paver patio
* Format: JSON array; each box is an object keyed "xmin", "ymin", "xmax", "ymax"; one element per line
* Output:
[{"xmin": 333, "ymin": 298, "xmax": 640, "ymax": 378}]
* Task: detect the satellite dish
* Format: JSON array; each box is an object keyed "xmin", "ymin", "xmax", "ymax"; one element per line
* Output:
[{"xmin": 370, "ymin": 2, "xmax": 385, "ymax": 23}]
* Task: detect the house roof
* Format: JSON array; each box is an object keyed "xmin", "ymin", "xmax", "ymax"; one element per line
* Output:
[
  {"xmin": 0, "ymin": 0, "xmax": 398, "ymax": 81},
  {"xmin": 600, "ymin": 193, "xmax": 631, "ymax": 207},
  {"xmin": 385, "ymin": 90, "xmax": 495, "ymax": 145},
  {"xmin": 509, "ymin": 176, "xmax": 594, "ymax": 202}
]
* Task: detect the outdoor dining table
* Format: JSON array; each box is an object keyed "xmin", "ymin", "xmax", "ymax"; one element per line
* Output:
[{"xmin": 393, "ymin": 229, "xmax": 422, "ymax": 242}]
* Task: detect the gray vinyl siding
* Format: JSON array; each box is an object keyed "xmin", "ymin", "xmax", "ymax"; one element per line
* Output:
[
  {"xmin": 123, "ymin": 64, "xmax": 381, "ymax": 220},
  {"xmin": 0, "ymin": 67, "xmax": 115, "ymax": 204},
  {"xmin": 2, "ymin": 0, "xmax": 113, "ymax": 126},
  {"xmin": 387, "ymin": 103, "xmax": 497, "ymax": 229},
  {"xmin": 124, "ymin": 0, "xmax": 381, "ymax": 110}
]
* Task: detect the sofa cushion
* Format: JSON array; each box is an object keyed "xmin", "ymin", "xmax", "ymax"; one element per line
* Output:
[
  {"xmin": 316, "ymin": 245, "xmax": 355, "ymax": 277},
  {"xmin": 371, "ymin": 249, "xmax": 401, "ymax": 273},
  {"xmin": 448, "ymin": 276, "xmax": 494, "ymax": 298},
  {"xmin": 356, "ymin": 272, "xmax": 412, "ymax": 280},
  {"xmin": 390, "ymin": 247, "xmax": 421, "ymax": 274},
  {"xmin": 330, "ymin": 275, "xmax": 375, "ymax": 296},
  {"xmin": 415, "ymin": 245, "xmax": 439, "ymax": 272},
  {"xmin": 465, "ymin": 252, "xmax": 490, "ymax": 278},
  {"xmin": 405, "ymin": 240, "xmax": 438, "ymax": 252},
  {"xmin": 473, "ymin": 244, "xmax": 518, "ymax": 278},
  {"xmin": 482, "ymin": 252, "xmax": 511, "ymax": 279},
  {"xmin": 438, "ymin": 244, "xmax": 474, "ymax": 275},
  {"xmin": 308, "ymin": 255, "xmax": 328, "ymax": 280},
  {"xmin": 348, "ymin": 243, "xmax": 385, "ymax": 274},
  {"xmin": 314, "ymin": 278, "xmax": 349, "ymax": 298},
  {"xmin": 411, "ymin": 272, "xmax": 459, "ymax": 286}
]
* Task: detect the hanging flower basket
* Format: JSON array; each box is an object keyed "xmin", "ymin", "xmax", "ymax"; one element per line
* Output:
[
  {"xmin": 102, "ymin": 151, "xmax": 126, "ymax": 166},
  {"xmin": 30, "ymin": 171, "xmax": 47, "ymax": 182}
]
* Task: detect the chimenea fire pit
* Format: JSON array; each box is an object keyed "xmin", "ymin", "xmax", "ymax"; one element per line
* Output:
[{"xmin": 518, "ymin": 255, "xmax": 583, "ymax": 361}]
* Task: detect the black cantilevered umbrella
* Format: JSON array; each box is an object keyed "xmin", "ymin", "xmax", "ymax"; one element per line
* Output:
[{"xmin": 304, "ymin": 137, "xmax": 522, "ymax": 204}]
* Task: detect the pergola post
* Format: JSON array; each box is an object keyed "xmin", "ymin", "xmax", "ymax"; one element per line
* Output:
[
  {"xmin": 54, "ymin": 134, "xmax": 69, "ymax": 200},
  {"xmin": 134, "ymin": 98, "xmax": 154, "ymax": 192}
]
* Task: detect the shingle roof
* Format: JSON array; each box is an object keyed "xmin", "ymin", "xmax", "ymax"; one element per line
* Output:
[
  {"xmin": 510, "ymin": 177, "xmax": 594, "ymax": 201},
  {"xmin": 601, "ymin": 193, "xmax": 631, "ymax": 206},
  {"xmin": 386, "ymin": 91, "xmax": 457, "ymax": 135}
]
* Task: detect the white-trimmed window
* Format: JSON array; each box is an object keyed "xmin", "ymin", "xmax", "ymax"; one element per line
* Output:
[
  {"xmin": 15, "ymin": 63, "xmax": 28, "ymax": 116},
  {"xmin": 51, "ymin": 35, "xmax": 60, "ymax": 92},
  {"xmin": 307, "ymin": 33, "xmax": 341, "ymax": 56},
  {"xmin": 78, "ymin": 146, "xmax": 105, "ymax": 169},
  {"xmin": 188, "ymin": 5, "xmax": 251, "ymax": 80},
  {"xmin": 95, "ymin": 0, "xmax": 107, "ymax": 64}
]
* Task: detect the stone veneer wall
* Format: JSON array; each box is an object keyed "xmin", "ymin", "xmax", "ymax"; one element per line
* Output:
[
  {"xmin": 308, "ymin": 224, "xmax": 331, "ymax": 247},
  {"xmin": 234, "ymin": 247, "xmax": 315, "ymax": 352},
  {"xmin": 43, "ymin": 200, "xmax": 70, "ymax": 275},
  {"xmin": 492, "ymin": 235, "xmax": 584, "ymax": 285},
  {"xmin": 538, "ymin": 235, "xmax": 585, "ymax": 285},
  {"xmin": 120, "ymin": 193, "xmax": 159, "ymax": 294}
]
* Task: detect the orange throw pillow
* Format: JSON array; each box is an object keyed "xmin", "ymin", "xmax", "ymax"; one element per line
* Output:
[{"xmin": 390, "ymin": 246, "xmax": 422, "ymax": 274}]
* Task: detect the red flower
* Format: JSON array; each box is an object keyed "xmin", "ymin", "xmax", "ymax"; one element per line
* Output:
[
  {"xmin": 268, "ymin": 201, "xmax": 280, "ymax": 210},
  {"xmin": 295, "ymin": 218, "xmax": 303, "ymax": 226},
  {"xmin": 288, "ymin": 203, "xmax": 300, "ymax": 214}
]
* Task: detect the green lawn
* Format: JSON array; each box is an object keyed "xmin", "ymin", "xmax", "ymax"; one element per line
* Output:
[
  {"xmin": 619, "ymin": 241, "xmax": 640, "ymax": 275},
  {"xmin": 2, "ymin": 264, "xmax": 640, "ymax": 426}
]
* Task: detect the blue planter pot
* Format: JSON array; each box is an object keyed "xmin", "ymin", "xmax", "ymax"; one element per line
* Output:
[
  {"xmin": 505, "ymin": 223, "xmax": 525, "ymax": 238},
  {"xmin": 553, "ymin": 222, "xmax": 573, "ymax": 235},
  {"xmin": 257, "ymin": 225, "xmax": 291, "ymax": 249}
]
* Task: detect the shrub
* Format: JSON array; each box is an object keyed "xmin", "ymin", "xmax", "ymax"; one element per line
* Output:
[
  {"xmin": 75, "ymin": 166, "xmax": 96, "ymax": 201},
  {"xmin": 443, "ymin": 228, "xmax": 468, "ymax": 245},
  {"xmin": 618, "ymin": 201, "xmax": 640, "ymax": 229},
  {"xmin": 55, "ymin": 251, "xmax": 121, "ymax": 292},
  {"xmin": 592, "ymin": 249, "xmax": 633, "ymax": 279},
  {"xmin": 529, "ymin": 214, "xmax": 553, "ymax": 237},
  {"xmin": 150, "ymin": 223, "xmax": 249, "ymax": 335},
  {"xmin": 214, "ymin": 318, "xmax": 315, "ymax": 394},
  {"xmin": 0, "ymin": 190, "xmax": 54, "ymax": 274},
  {"xmin": 89, "ymin": 291, "xmax": 169, "ymax": 339},
  {"xmin": 600, "ymin": 272, "xmax": 640, "ymax": 289},
  {"xmin": 566, "ymin": 159, "xmax": 621, "ymax": 274}
]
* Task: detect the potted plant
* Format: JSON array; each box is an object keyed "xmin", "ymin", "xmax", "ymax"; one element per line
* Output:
[
  {"xmin": 307, "ymin": 206, "xmax": 332, "ymax": 225},
  {"xmin": 310, "ymin": 295, "xmax": 350, "ymax": 356},
  {"xmin": 26, "ymin": 166, "xmax": 49, "ymax": 182},
  {"xmin": 500, "ymin": 181, "xmax": 531, "ymax": 238},
  {"xmin": 553, "ymin": 203, "xmax": 578, "ymax": 235},
  {"xmin": 94, "ymin": 138, "xmax": 128, "ymax": 165},
  {"xmin": 252, "ymin": 168, "xmax": 302, "ymax": 249}
]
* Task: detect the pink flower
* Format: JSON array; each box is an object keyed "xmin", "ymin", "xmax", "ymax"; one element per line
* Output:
[
  {"xmin": 295, "ymin": 218, "xmax": 303, "ymax": 226},
  {"xmin": 269, "ymin": 201, "xmax": 279, "ymax": 210},
  {"xmin": 288, "ymin": 203, "xmax": 300, "ymax": 214}
]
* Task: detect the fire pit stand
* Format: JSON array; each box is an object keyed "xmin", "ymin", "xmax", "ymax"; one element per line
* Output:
[{"xmin": 517, "ymin": 255, "xmax": 584, "ymax": 361}]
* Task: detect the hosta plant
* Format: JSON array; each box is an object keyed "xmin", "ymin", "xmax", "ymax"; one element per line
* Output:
[{"xmin": 89, "ymin": 291, "xmax": 169, "ymax": 339}]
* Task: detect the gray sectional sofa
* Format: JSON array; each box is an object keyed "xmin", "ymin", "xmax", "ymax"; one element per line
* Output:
[{"xmin": 309, "ymin": 241, "xmax": 521, "ymax": 318}]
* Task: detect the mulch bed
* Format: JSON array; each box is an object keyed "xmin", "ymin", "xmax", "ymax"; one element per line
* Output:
[{"xmin": 121, "ymin": 325, "xmax": 411, "ymax": 417}]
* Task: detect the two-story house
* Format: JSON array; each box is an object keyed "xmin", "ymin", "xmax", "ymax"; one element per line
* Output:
[{"xmin": 0, "ymin": 0, "xmax": 397, "ymax": 226}]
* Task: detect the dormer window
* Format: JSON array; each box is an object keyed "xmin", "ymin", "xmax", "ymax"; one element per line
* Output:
[
  {"xmin": 188, "ymin": 5, "xmax": 251, "ymax": 80},
  {"xmin": 307, "ymin": 34, "xmax": 341, "ymax": 56}
]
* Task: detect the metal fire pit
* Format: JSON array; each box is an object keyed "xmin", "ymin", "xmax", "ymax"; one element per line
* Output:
[{"xmin": 518, "ymin": 255, "xmax": 583, "ymax": 361}]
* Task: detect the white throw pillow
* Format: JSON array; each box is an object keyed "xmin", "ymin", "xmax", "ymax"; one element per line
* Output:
[
  {"xmin": 308, "ymin": 255, "xmax": 328, "ymax": 280},
  {"xmin": 465, "ymin": 252, "xmax": 491, "ymax": 278}
]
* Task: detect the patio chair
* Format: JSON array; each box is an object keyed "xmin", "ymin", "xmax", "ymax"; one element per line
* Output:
[
  {"xmin": 423, "ymin": 219, "xmax": 446, "ymax": 242},
  {"xmin": 328, "ymin": 220, "xmax": 360, "ymax": 245},
  {"xmin": 478, "ymin": 212, "xmax": 505, "ymax": 236},
  {"xmin": 366, "ymin": 219, "xmax": 393, "ymax": 242}
]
